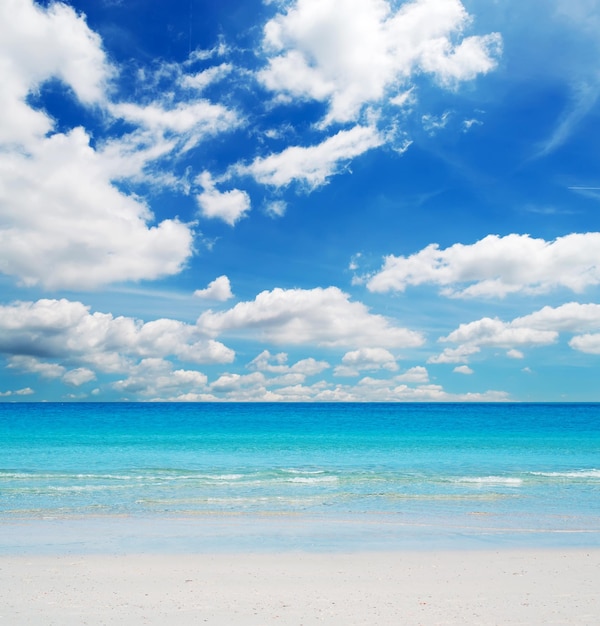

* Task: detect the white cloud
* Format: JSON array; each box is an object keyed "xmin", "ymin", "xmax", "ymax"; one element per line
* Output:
[
  {"xmin": 0, "ymin": 299, "xmax": 234, "ymax": 378},
  {"xmin": 100, "ymin": 66, "xmax": 241, "ymax": 182},
  {"xmin": 350, "ymin": 378, "xmax": 505, "ymax": 402},
  {"xmin": 422, "ymin": 111, "xmax": 451, "ymax": 135},
  {"xmin": 0, "ymin": 128, "xmax": 195, "ymax": 289},
  {"xmin": 515, "ymin": 302, "xmax": 600, "ymax": 332},
  {"xmin": 248, "ymin": 350, "xmax": 329, "ymax": 376},
  {"xmin": 290, "ymin": 358, "xmax": 330, "ymax": 376},
  {"xmin": 111, "ymin": 101, "xmax": 237, "ymax": 136},
  {"xmin": 0, "ymin": 0, "xmax": 110, "ymax": 149},
  {"xmin": 427, "ymin": 345, "xmax": 480, "ymax": 364},
  {"xmin": 390, "ymin": 88, "xmax": 416, "ymax": 108},
  {"xmin": 0, "ymin": 387, "xmax": 34, "ymax": 397},
  {"xmin": 210, "ymin": 372, "xmax": 266, "ymax": 393},
  {"xmin": 0, "ymin": 0, "xmax": 203, "ymax": 290},
  {"xmin": 534, "ymin": 81, "xmax": 600, "ymax": 159},
  {"xmin": 0, "ymin": 0, "xmax": 250, "ymax": 289},
  {"xmin": 196, "ymin": 172, "xmax": 251, "ymax": 225},
  {"xmin": 194, "ymin": 275, "xmax": 234, "ymax": 301},
  {"xmin": 7, "ymin": 356, "xmax": 66, "ymax": 379},
  {"xmin": 259, "ymin": 0, "xmax": 501, "ymax": 126},
  {"xmin": 186, "ymin": 41, "xmax": 229, "ymax": 63},
  {"xmin": 442, "ymin": 317, "xmax": 558, "ymax": 348},
  {"xmin": 334, "ymin": 347, "xmax": 398, "ymax": 376},
  {"xmin": 194, "ymin": 367, "xmax": 505, "ymax": 402},
  {"xmin": 395, "ymin": 366, "xmax": 430, "ymax": 383},
  {"xmin": 366, "ymin": 233, "xmax": 600, "ymax": 297},
  {"xmin": 63, "ymin": 368, "xmax": 96, "ymax": 387},
  {"xmin": 265, "ymin": 200, "xmax": 287, "ymax": 217},
  {"xmin": 112, "ymin": 358, "xmax": 208, "ymax": 398},
  {"xmin": 462, "ymin": 118, "xmax": 483, "ymax": 131},
  {"xmin": 569, "ymin": 334, "xmax": 600, "ymax": 354},
  {"xmin": 434, "ymin": 302, "xmax": 600, "ymax": 361},
  {"xmin": 237, "ymin": 125, "xmax": 383, "ymax": 189},
  {"xmin": 348, "ymin": 253, "xmax": 362, "ymax": 272},
  {"xmin": 198, "ymin": 286, "xmax": 424, "ymax": 348},
  {"xmin": 248, "ymin": 350, "xmax": 289, "ymax": 373},
  {"xmin": 180, "ymin": 63, "xmax": 233, "ymax": 90},
  {"xmin": 453, "ymin": 365, "xmax": 473, "ymax": 374},
  {"xmin": 156, "ymin": 392, "xmax": 219, "ymax": 402}
]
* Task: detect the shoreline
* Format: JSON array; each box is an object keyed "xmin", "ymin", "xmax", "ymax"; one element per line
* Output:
[
  {"xmin": 3, "ymin": 512, "xmax": 600, "ymax": 555},
  {"xmin": 1, "ymin": 549, "xmax": 598, "ymax": 624}
]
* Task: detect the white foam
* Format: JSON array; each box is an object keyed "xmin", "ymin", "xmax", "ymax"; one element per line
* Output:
[
  {"xmin": 531, "ymin": 469, "xmax": 600, "ymax": 479},
  {"xmin": 286, "ymin": 476, "xmax": 338, "ymax": 484},
  {"xmin": 456, "ymin": 476, "xmax": 523, "ymax": 486}
]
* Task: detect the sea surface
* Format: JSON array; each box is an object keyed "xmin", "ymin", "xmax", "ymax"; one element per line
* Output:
[{"xmin": 1, "ymin": 402, "xmax": 600, "ymax": 553}]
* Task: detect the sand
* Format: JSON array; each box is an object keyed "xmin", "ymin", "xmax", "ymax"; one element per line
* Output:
[{"xmin": 0, "ymin": 550, "xmax": 598, "ymax": 625}]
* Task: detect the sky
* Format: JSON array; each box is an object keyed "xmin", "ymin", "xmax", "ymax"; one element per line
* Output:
[{"xmin": 1, "ymin": 0, "xmax": 600, "ymax": 402}]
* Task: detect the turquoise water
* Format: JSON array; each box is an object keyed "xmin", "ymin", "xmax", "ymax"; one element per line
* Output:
[{"xmin": 1, "ymin": 402, "xmax": 600, "ymax": 552}]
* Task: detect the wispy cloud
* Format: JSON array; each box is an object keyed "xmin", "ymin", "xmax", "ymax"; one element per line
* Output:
[
  {"xmin": 533, "ymin": 81, "xmax": 600, "ymax": 158},
  {"xmin": 234, "ymin": 125, "xmax": 383, "ymax": 189}
]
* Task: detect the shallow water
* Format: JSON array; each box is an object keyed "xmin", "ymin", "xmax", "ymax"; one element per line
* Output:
[{"xmin": 1, "ymin": 402, "xmax": 599, "ymax": 552}]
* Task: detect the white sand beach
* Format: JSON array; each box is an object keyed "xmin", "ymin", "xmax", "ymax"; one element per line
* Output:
[{"xmin": 1, "ymin": 549, "xmax": 598, "ymax": 625}]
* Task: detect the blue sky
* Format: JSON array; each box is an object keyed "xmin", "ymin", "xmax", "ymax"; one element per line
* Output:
[{"xmin": 1, "ymin": 0, "xmax": 600, "ymax": 401}]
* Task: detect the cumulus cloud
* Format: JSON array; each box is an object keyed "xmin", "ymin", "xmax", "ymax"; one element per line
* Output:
[
  {"xmin": 365, "ymin": 233, "xmax": 600, "ymax": 297},
  {"xmin": 63, "ymin": 368, "xmax": 96, "ymax": 387},
  {"xmin": 194, "ymin": 275, "xmax": 234, "ymax": 301},
  {"xmin": 0, "ymin": 0, "xmax": 110, "ymax": 149},
  {"xmin": 0, "ymin": 127, "xmax": 195, "ymax": 289},
  {"xmin": 112, "ymin": 358, "xmax": 208, "ymax": 398},
  {"xmin": 514, "ymin": 302, "xmax": 600, "ymax": 332},
  {"xmin": 196, "ymin": 172, "xmax": 251, "ymax": 225},
  {"xmin": 395, "ymin": 366, "xmax": 430, "ymax": 383},
  {"xmin": 7, "ymin": 355, "xmax": 66, "ymax": 379},
  {"xmin": 259, "ymin": 0, "xmax": 501, "ymax": 126},
  {"xmin": 191, "ymin": 362, "xmax": 505, "ymax": 402},
  {"xmin": 313, "ymin": 377, "xmax": 507, "ymax": 402},
  {"xmin": 0, "ymin": 0, "xmax": 195, "ymax": 289},
  {"xmin": 569, "ymin": 334, "xmax": 600, "ymax": 354},
  {"xmin": 427, "ymin": 345, "xmax": 480, "ymax": 364},
  {"xmin": 0, "ymin": 0, "xmax": 247, "ymax": 289},
  {"xmin": 442, "ymin": 317, "xmax": 558, "ymax": 348},
  {"xmin": 198, "ymin": 286, "xmax": 424, "ymax": 348},
  {"xmin": 334, "ymin": 347, "xmax": 398, "ymax": 376},
  {"xmin": 248, "ymin": 350, "xmax": 329, "ymax": 376},
  {"xmin": 210, "ymin": 371, "xmax": 266, "ymax": 393},
  {"xmin": 344, "ymin": 366, "xmax": 429, "ymax": 387},
  {"xmin": 248, "ymin": 350, "xmax": 289, "ymax": 373},
  {"xmin": 0, "ymin": 299, "xmax": 234, "ymax": 377},
  {"xmin": 236, "ymin": 125, "xmax": 383, "ymax": 189},
  {"xmin": 453, "ymin": 365, "xmax": 473, "ymax": 374},
  {"xmin": 432, "ymin": 302, "xmax": 600, "ymax": 362}
]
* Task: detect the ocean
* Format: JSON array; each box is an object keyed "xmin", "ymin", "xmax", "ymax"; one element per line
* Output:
[{"xmin": 1, "ymin": 402, "xmax": 599, "ymax": 553}]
